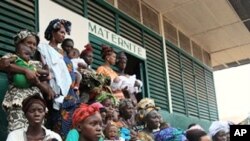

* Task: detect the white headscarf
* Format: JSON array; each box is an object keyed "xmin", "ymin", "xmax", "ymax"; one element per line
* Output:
[{"xmin": 209, "ymin": 121, "xmax": 229, "ymax": 137}]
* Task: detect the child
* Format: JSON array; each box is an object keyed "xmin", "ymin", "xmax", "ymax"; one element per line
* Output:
[
  {"xmin": 13, "ymin": 44, "xmax": 49, "ymax": 88},
  {"xmin": 68, "ymin": 48, "xmax": 87, "ymax": 90},
  {"xmin": 13, "ymin": 44, "xmax": 54, "ymax": 98},
  {"xmin": 104, "ymin": 123, "xmax": 125, "ymax": 141}
]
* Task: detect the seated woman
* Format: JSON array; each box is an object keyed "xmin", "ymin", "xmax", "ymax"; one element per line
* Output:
[
  {"xmin": 136, "ymin": 98, "xmax": 161, "ymax": 141},
  {"xmin": 66, "ymin": 103, "xmax": 103, "ymax": 141},
  {"xmin": 136, "ymin": 98, "xmax": 187, "ymax": 141},
  {"xmin": 96, "ymin": 45, "xmax": 125, "ymax": 100},
  {"xmin": 6, "ymin": 94, "xmax": 62, "ymax": 141}
]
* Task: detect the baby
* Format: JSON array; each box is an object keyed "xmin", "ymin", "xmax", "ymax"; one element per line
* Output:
[
  {"xmin": 13, "ymin": 44, "xmax": 49, "ymax": 88},
  {"xmin": 104, "ymin": 123, "xmax": 125, "ymax": 141},
  {"xmin": 111, "ymin": 75, "xmax": 143, "ymax": 94},
  {"xmin": 68, "ymin": 48, "xmax": 87, "ymax": 90}
]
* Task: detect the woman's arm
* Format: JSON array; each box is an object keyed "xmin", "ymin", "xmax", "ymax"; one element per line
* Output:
[{"xmin": 8, "ymin": 63, "xmax": 38, "ymax": 83}]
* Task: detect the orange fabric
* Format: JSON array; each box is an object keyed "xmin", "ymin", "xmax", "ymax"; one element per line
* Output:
[
  {"xmin": 72, "ymin": 103, "xmax": 99, "ymax": 128},
  {"xmin": 96, "ymin": 66, "xmax": 125, "ymax": 100},
  {"xmin": 96, "ymin": 66, "xmax": 118, "ymax": 81}
]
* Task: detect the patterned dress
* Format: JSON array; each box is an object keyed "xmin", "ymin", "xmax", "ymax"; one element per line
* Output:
[
  {"xmin": 2, "ymin": 54, "xmax": 43, "ymax": 131},
  {"xmin": 61, "ymin": 56, "xmax": 80, "ymax": 138}
]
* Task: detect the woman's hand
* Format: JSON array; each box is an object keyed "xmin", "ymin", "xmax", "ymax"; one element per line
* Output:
[
  {"xmin": 0, "ymin": 58, "xmax": 11, "ymax": 70},
  {"xmin": 24, "ymin": 69, "xmax": 39, "ymax": 83}
]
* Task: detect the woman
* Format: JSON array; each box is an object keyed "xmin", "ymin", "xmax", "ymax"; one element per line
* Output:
[
  {"xmin": 209, "ymin": 121, "xmax": 229, "ymax": 141},
  {"xmin": 80, "ymin": 43, "xmax": 94, "ymax": 70},
  {"xmin": 119, "ymin": 99, "xmax": 136, "ymax": 128},
  {"xmin": 38, "ymin": 19, "xmax": 80, "ymax": 137},
  {"xmin": 116, "ymin": 52, "xmax": 143, "ymax": 104},
  {"xmin": 136, "ymin": 98, "xmax": 160, "ymax": 141},
  {"xmin": 66, "ymin": 103, "xmax": 103, "ymax": 141},
  {"xmin": 6, "ymin": 94, "xmax": 62, "ymax": 141},
  {"xmin": 1, "ymin": 30, "xmax": 53, "ymax": 131},
  {"xmin": 96, "ymin": 45, "xmax": 125, "ymax": 100}
]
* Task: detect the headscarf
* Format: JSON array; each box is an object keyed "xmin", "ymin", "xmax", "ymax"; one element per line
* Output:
[
  {"xmin": 14, "ymin": 29, "xmax": 40, "ymax": 46},
  {"xmin": 95, "ymin": 91, "xmax": 117, "ymax": 106},
  {"xmin": 72, "ymin": 103, "xmax": 100, "ymax": 128},
  {"xmin": 209, "ymin": 121, "xmax": 229, "ymax": 137},
  {"xmin": 22, "ymin": 94, "xmax": 46, "ymax": 114},
  {"xmin": 80, "ymin": 43, "xmax": 93, "ymax": 57},
  {"xmin": 136, "ymin": 98, "xmax": 160, "ymax": 121},
  {"xmin": 44, "ymin": 19, "xmax": 71, "ymax": 40}
]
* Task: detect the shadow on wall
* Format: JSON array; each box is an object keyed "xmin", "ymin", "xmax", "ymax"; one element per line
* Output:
[{"xmin": 0, "ymin": 72, "xmax": 8, "ymax": 140}]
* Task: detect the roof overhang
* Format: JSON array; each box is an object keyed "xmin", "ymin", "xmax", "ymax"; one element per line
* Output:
[{"xmin": 143, "ymin": 0, "xmax": 250, "ymax": 71}]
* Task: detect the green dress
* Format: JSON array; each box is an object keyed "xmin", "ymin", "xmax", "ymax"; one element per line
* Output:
[{"xmin": 13, "ymin": 57, "xmax": 36, "ymax": 88}]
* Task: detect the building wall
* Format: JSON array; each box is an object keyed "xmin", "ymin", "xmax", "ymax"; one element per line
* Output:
[{"xmin": 0, "ymin": 0, "xmax": 218, "ymax": 139}]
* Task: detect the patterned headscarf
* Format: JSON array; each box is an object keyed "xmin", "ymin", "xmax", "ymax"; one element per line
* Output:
[
  {"xmin": 44, "ymin": 19, "xmax": 71, "ymax": 40},
  {"xmin": 136, "ymin": 98, "xmax": 160, "ymax": 121},
  {"xmin": 72, "ymin": 103, "xmax": 100, "ymax": 128},
  {"xmin": 95, "ymin": 91, "xmax": 118, "ymax": 106},
  {"xmin": 14, "ymin": 29, "xmax": 40, "ymax": 46}
]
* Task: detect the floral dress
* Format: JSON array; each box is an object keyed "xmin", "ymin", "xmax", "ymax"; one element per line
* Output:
[{"xmin": 61, "ymin": 56, "xmax": 80, "ymax": 138}]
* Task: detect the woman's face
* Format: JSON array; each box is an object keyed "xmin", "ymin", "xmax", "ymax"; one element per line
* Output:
[
  {"xmin": 145, "ymin": 110, "xmax": 160, "ymax": 130},
  {"xmin": 214, "ymin": 131, "xmax": 227, "ymax": 141},
  {"xmin": 25, "ymin": 103, "xmax": 45, "ymax": 126},
  {"xmin": 107, "ymin": 52, "xmax": 116, "ymax": 65},
  {"xmin": 121, "ymin": 102, "xmax": 134, "ymax": 119},
  {"xmin": 83, "ymin": 52, "xmax": 93, "ymax": 65},
  {"xmin": 118, "ymin": 58, "xmax": 127, "ymax": 71},
  {"xmin": 78, "ymin": 112, "xmax": 102, "ymax": 141},
  {"xmin": 52, "ymin": 26, "xmax": 66, "ymax": 43},
  {"xmin": 102, "ymin": 98, "xmax": 113, "ymax": 109},
  {"xmin": 22, "ymin": 36, "xmax": 37, "ymax": 54}
]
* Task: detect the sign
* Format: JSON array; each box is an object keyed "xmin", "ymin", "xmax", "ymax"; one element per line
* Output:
[
  {"xmin": 88, "ymin": 21, "xmax": 146, "ymax": 60},
  {"xmin": 230, "ymin": 125, "xmax": 250, "ymax": 141}
]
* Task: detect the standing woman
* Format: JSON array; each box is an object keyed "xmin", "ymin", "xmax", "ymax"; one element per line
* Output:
[
  {"xmin": 1, "ymin": 30, "xmax": 53, "ymax": 131},
  {"xmin": 96, "ymin": 45, "xmax": 125, "ymax": 100},
  {"xmin": 80, "ymin": 43, "xmax": 94, "ymax": 71},
  {"xmin": 38, "ymin": 19, "xmax": 80, "ymax": 137}
]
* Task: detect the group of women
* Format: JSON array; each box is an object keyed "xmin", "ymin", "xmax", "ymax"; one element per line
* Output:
[{"xmin": 0, "ymin": 18, "xmax": 231, "ymax": 141}]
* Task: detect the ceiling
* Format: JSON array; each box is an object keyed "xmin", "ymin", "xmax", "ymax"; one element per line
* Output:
[{"xmin": 143, "ymin": 0, "xmax": 250, "ymax": 70}]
